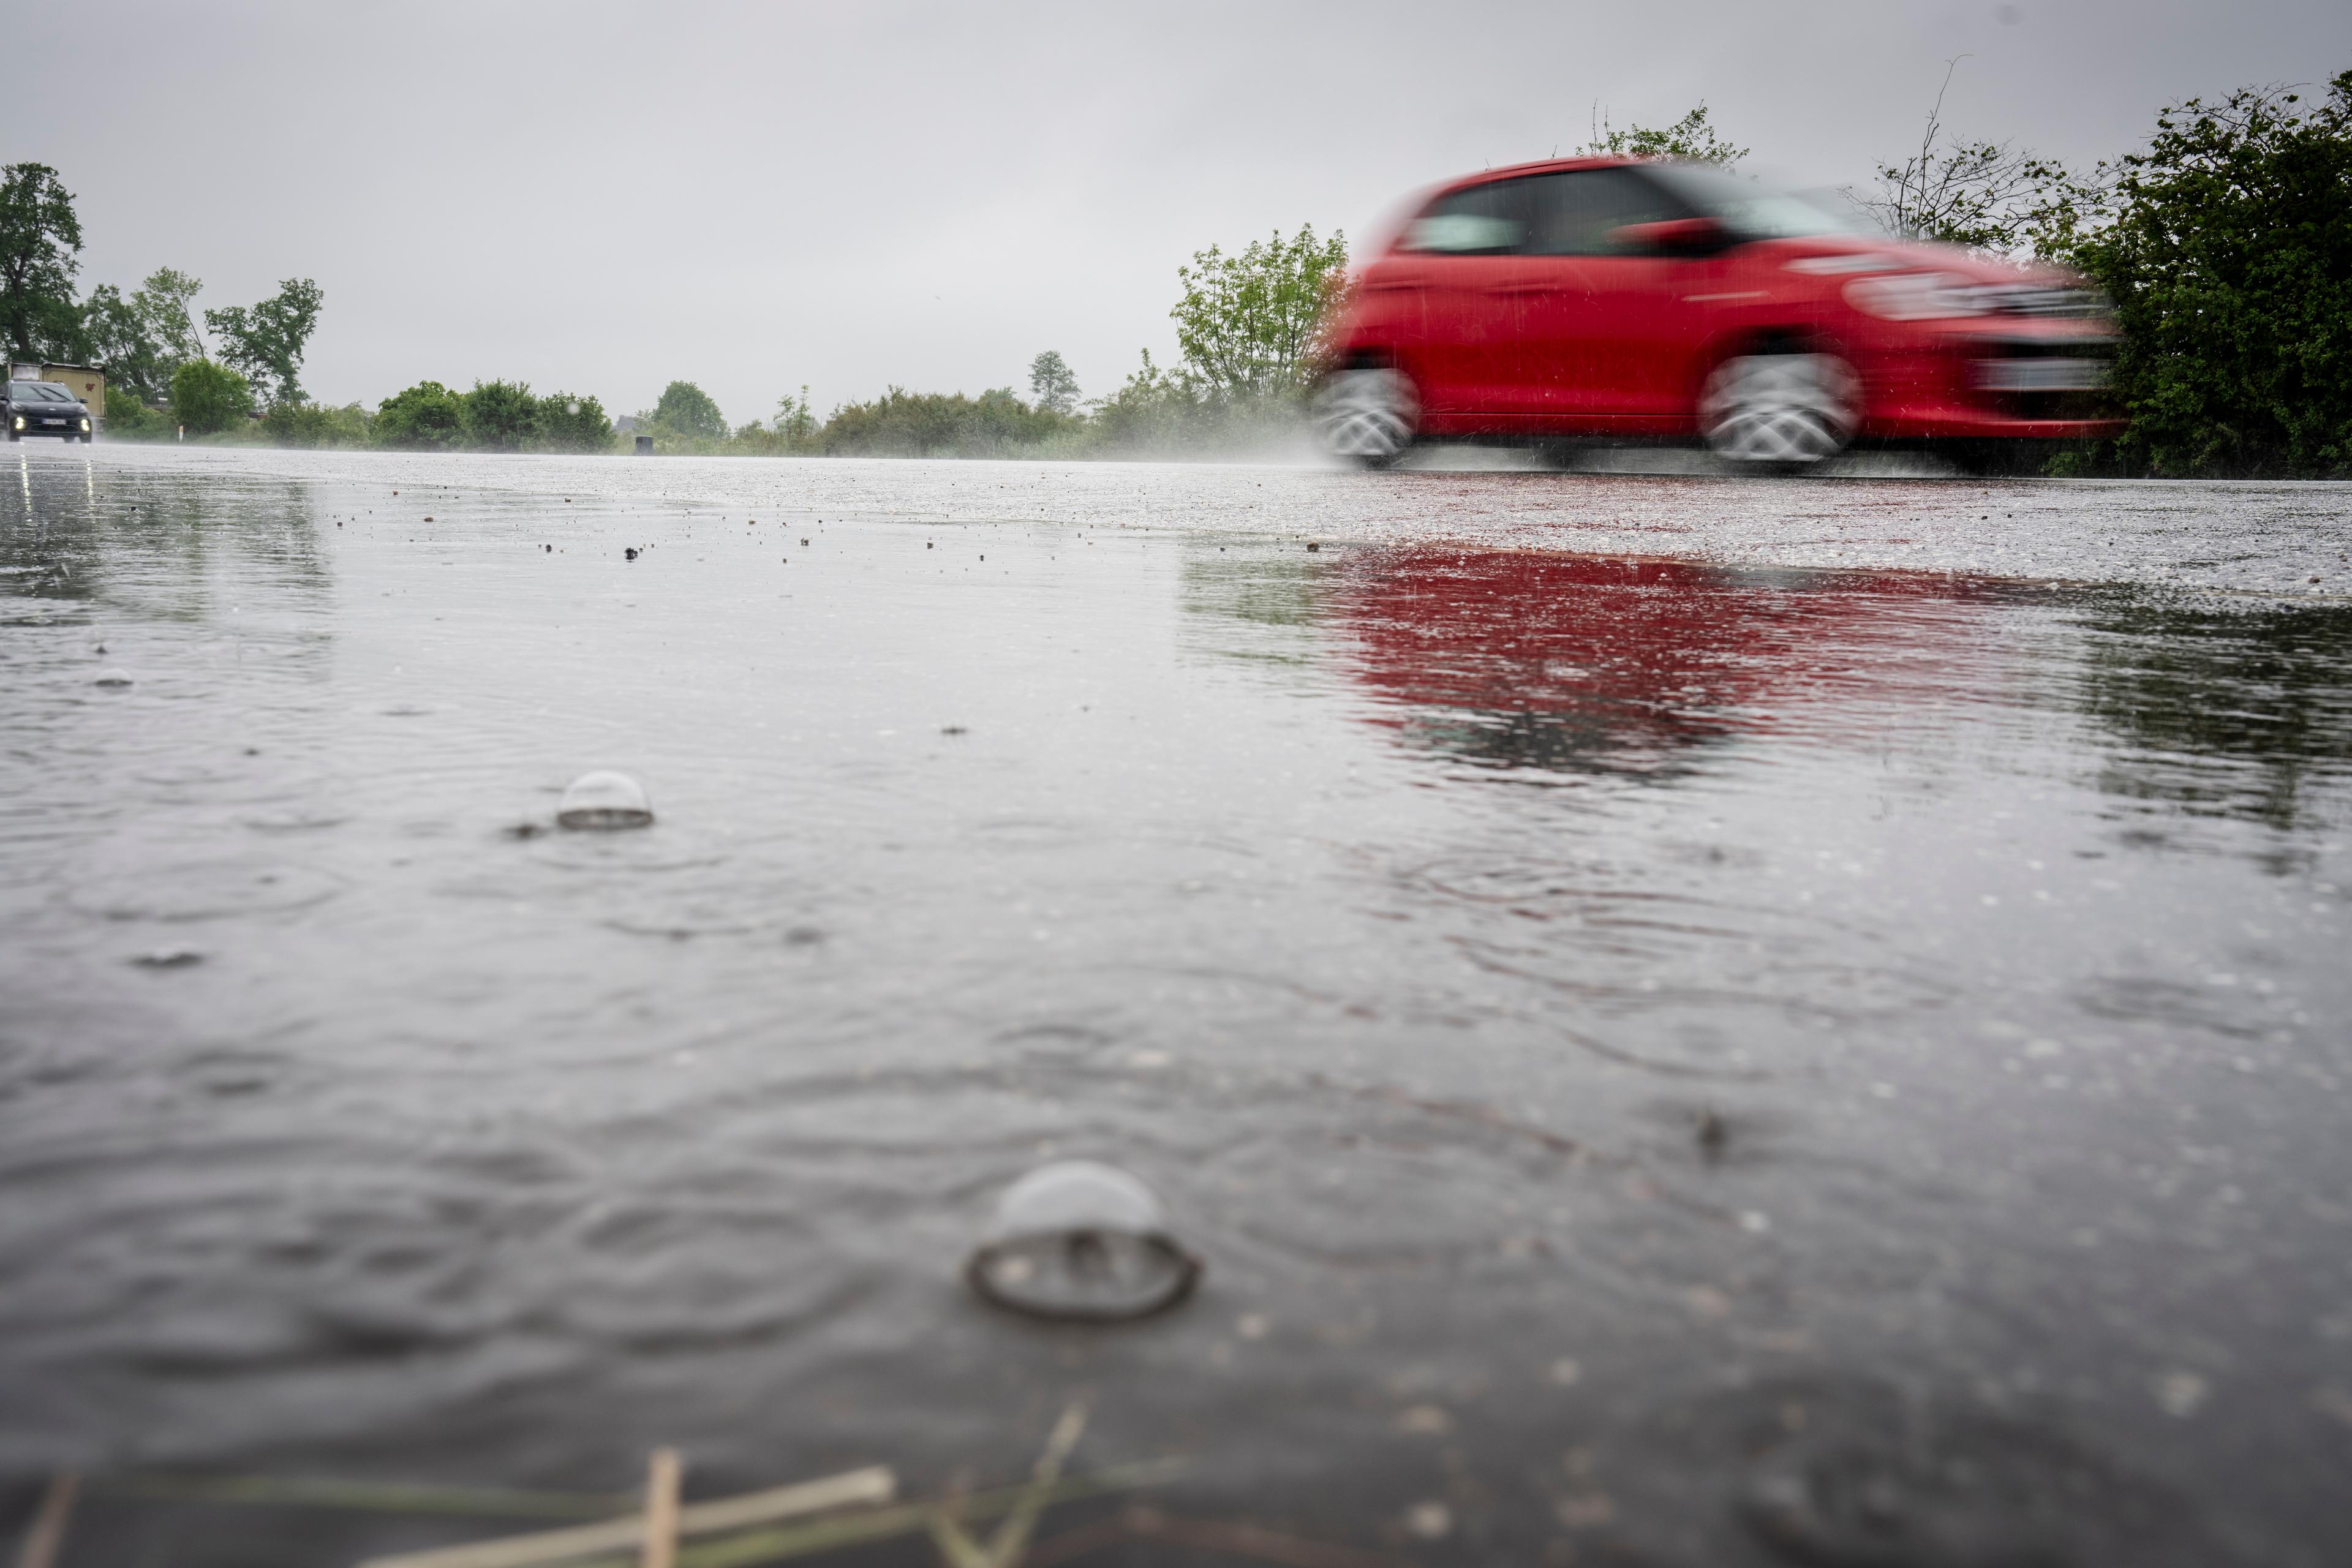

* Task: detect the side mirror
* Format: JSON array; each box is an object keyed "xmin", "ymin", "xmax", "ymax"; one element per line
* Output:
[{"xmin": 1608, "ymin": 216, "xmax": 1730, "ymax": 257}]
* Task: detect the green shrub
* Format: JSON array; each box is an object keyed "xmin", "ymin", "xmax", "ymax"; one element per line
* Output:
[
  {"xmin": 170, "ymin": 358, "xmax": 253, "ymax": 434},
  {"xmin": 529, "ymin": 391, "xmax": 612, "ymax": 452},
  {"xmin": 646, "ymin": 380, "xmax": 726, "ymax": 441},
  {"xmin": 373, "ymin": 380, "xmax": 466, "ymax": 449},
  {"xmin": 460, "ymin": 379, "xmax": 538, "ymax": 450},
  {"xmin": 103, "ymin": 382, "xmax": 167, "ymax": 439},
  {"xmin": 820, "ymin": 386, "xmax": 1074, "ymax": 456},
  {"xmin": 262, "ymin": 401, "xmax": 370, "ymax": 448},
  {"xmin": 2064, "ymin": 70, "xmax": 2352, "ymax": 476}
]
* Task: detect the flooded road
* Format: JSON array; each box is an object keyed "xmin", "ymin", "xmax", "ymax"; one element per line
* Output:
[{"xmin": 3, "ymin": 447, "xmax": 2349, "ymax": 1566}]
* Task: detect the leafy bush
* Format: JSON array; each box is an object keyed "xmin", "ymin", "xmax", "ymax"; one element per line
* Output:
[
  {"xmin": 462, "ymin": 379, "xmax": 538, "ymax": 451},
  {"xmin": 103, "ymin": 382, "xmax": 167, "ymax": 438},
  {"xmin": 821, "ymin": 386, "xmax": 1075, "ymax": 456},
  {"xmin": 2064, "ymin": 70, "xmax": 2352, "ymax": 476},
  {"xmin": 261, "ymin": 401, "xmax": 371, "ymax": 448},
  {"xmin": 170, "ymin": 358, "xmax": 253, "ymax": 434},
  {"xmin": 373, "ymin": 380, "xmax": 466, "ymax": 449},
  {"xmin": 1087, "ymin": 350, "xmax": 1214, "ymax": 451},
  {"xmin": 531, "ymin": 391, "xmax": 612, "ymax": 452},
  {"xmin": 646, "ymin": 380, "xmax": 726, "ymax": 441}
]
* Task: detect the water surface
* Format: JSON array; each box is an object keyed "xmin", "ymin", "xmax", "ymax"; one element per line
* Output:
[{"xmin": 2, "ymin": 449, "xmax": 2348, "ymax": 1565}]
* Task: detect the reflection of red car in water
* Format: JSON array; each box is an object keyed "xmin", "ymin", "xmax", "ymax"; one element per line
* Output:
[
  {"xmin": 1314, "ymin": 157, "xmax": 2123, "ymax": 471},
  {"xmin": 1332, "ymin": 548, "xmax": 1984, "ymax": 774}
]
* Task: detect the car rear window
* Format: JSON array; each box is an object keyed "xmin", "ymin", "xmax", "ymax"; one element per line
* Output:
[
  {"xmin": 1520, "ymin": 168, "xmax": 1699, "ymax": 256},
  {"xmin": 1398, "ymin": 180, "xmax": 1528, "ymax": 255}
]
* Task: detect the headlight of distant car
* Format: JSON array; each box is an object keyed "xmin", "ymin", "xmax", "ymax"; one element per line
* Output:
[
  {"xmin": 10, "ymin": 415, "xmax": 21, "ymax": 430},
  {"xmin": 1842, "ymin": 272, "xmax": 2000, "ymax": 321},
  {"xmin": 81, "ymin": 418, "xmax": 92, "ymax": 430}
]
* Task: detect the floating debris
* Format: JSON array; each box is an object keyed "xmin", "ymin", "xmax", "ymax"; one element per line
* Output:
[
  {"xmin": 1695, "ymin": 1106, "xmax": 1728, "ymax": 1159},
  {"xmin": 965, "ymin": 1161, "xmax": 1201, "ymax": 1321},
  {"xmin": 557, "ymin": 771, "xmax": 654, "ymax": 831},
  {"xmin": 130, "ymin": 948, "xmax": 204, "ymax": 970},
  {"xmin": 625, "ymin": 548, "xmax": 638, "ymax": 560},
  {"xmin": 92, "ymin": 671, "xmax": 134, "ymax": 688}
]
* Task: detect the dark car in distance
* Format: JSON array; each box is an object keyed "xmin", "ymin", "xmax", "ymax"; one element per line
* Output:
[
  {"xmin": 4, "ymin": 380, "xmax": 96, "ymax": 443},
  {"xmin": 1314, "ymin": 156, "xmax": 2123, "ymax": 471}
]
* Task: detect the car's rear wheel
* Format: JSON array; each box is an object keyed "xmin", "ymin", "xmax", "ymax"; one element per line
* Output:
[
  {"xmin": 1313, "ymin": 367, "xmax": 1418, "ymax": 469},
  {"xmin": 1700, "ymin": 352, "xmax": 1859, "ymax": 469}
]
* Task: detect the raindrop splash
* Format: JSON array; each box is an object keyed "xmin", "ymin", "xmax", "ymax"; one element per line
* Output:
[
  {"xmin": 557, "ymin": 771, "xmax": 654, "ymax": 831},
  {"xmin": 964, "ymin": 1160, "xmax": 1201, "ymax": 1322}
]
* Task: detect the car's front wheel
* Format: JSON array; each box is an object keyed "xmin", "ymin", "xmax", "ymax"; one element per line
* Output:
[
  {"xmin": 1700, "ymin": 352, "xmax": 1859, "ymax": 469},
  {"xmin": 1313, "ymin": 367, "xmax": 1418, "ymax": 470}
]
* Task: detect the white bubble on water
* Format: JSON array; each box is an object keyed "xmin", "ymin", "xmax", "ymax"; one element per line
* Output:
[
  {"xmin": 557, "ymin": 770, "xmax": 654, "ymax": 830},
  {"xmin": 964, "ymin": 1159, "xmax": 1200, "ymax": 1322}
]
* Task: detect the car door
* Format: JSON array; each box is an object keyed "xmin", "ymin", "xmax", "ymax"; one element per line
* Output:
[
  {"xmin": 1515, "ymin": 167, "xmax": 1726, "ymax": 426},
  {"xmin": 1386, "ymin": 177, "xmax": 1540, "ymax": 427}
]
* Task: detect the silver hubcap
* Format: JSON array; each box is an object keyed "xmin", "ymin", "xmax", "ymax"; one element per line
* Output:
[
  {"xmin": 1701, "ymin": 354, "xmax": 1858, "ymax": 465},
  {"xmin": 1314, "ymin": 369, "xmax": 1417, "ymax": 462}
]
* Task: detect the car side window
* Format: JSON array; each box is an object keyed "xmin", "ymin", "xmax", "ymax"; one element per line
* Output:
[
  {"xmin": 1398, "ymin": 179, "xmax": 1531, "ymax": 255},
  {"xmin": 1523, "ymin": 168, "xmax": 1698, "ymax": 256}
]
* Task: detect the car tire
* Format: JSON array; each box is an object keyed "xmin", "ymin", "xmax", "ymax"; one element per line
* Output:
[
  {"xmin": 1700, "ymin": 352, "xmax": 1859, "ymax": 469},
  {"xmin": 1313, "ymin": 367, "xmax": 1418, "ymax": 470}
]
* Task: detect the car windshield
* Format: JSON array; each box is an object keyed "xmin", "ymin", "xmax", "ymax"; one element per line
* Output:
[
  {"xmin": 9, "ymin": 383, "xmax": 75, "ymax": 402},
  {"xmin": 1643, "ymin": 164, "xmax": 1870, "ymax": 240}
]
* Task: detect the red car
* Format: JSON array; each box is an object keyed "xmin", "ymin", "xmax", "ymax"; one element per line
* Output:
[{"xmin": 1314, "ymin": 156, "xmax": 2123, "ymax": 470}]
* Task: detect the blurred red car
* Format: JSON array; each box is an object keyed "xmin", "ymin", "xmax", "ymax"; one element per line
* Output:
[{"xmin": 1314, "ymin": 156, "xmax": 2123, "ymax": 470}]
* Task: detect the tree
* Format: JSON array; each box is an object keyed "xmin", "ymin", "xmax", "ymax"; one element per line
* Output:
[
  {"xmin": 1580, "ymin": 105, "xmax": 1749, "ymax": 167},
  {"xmin": 80, "ymin": 285, "xmax": 165, "ymax": 401},
  {"xmin": 134, "ymin": 268, "xmax": 206, "ymax": 366},
  {"xmin": 1863, "ymin": 63, "xmax": 2091, "ymax": 254},
  {"xmin": 2064, "ymin": 71, "xmax": 2352, "ymax": 475},
  {"xmin": 206, "ymin": 277, "xmax": 323, "ymax": 404},
  {"xmin": 1170, "ymin": 225, "xmax": 1349, "ymax": 402},
  {"xmin": 646, "ymin": 379, "xmax": 726, "ymax": 440},
  {"xmin": 462, "ymin": 379, "xmax": 538, "ymax": 450},
  {"xmin": 1, "ymin": 163, "xmax": 83, "ymax": 361},
  {"xmin": 170, "ymin": 359, "xmax": 253, "ymax": 434},
  {"xmin": 773, "ymin": 386, "xmax": 818, "ymax": 445},
  {"xmin": 373, "ymin": 380, "xmax": 467, "ymax": 449},
  {"xmin": 532, "ymin": 392, "xmax": 612, "ymax": 452},
  {"xmin": 1027, "ymin": 350, "xmax": 1080, "ymax": 415},
  {"xmin": 75, "ymin": 267, "xmax": 207, "ymax": 405}
]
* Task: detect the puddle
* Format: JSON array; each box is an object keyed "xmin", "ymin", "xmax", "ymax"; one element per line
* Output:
[{"xmin": 2, "ymin": 450, "xmax": 2348, "ymax": 1563}]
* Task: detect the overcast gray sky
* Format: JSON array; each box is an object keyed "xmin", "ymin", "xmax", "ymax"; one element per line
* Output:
[{"xmin": 10, "ymin": 1, "xmax": 2348, "ymax": 424}]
